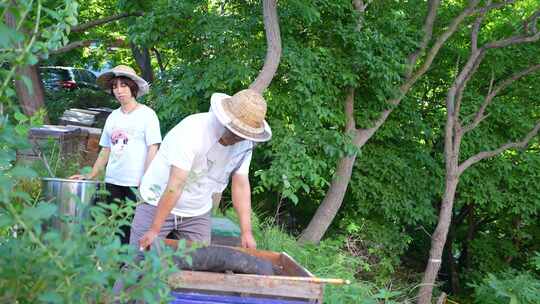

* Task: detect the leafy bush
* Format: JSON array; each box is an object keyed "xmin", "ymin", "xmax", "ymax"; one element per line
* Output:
[
  {"xmin": 227, "ymin": 212, "xmax": 416, "ymax": 304},
  {"xmin": 0, "ymin": 110, "xmax": 183, "ymax": 303},
  {"xmin": 471, "ymin": 270, "xmax": 540, "ymax": 304}
]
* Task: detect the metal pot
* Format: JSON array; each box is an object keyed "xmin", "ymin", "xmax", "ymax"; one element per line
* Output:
[{"xmin": 41, "ymin": 177, "xmax": 103, "ymax": 233}]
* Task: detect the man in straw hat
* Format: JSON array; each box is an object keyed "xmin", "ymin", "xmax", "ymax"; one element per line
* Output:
[
  {"xmin": 134, "ymin": 89, "xmax": 271, "ymax": 251},
  {"xmin": 71, "ymin": 65, "xmax": 161, "ymax": 245}
]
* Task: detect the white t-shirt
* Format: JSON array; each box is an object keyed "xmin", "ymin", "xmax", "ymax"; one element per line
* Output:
[
  {"xmin": 139, "ymin": 112, "xmax": 253, "ymax": 217},
  {"xmin": 99, "ymin": 104, "xmax": 162, "ymax": 186}
]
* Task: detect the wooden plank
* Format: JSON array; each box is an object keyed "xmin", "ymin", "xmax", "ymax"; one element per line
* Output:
[
  {"xmin": 279, "ymin": 253, "xmax": 312, "ymax": 277},
  {"xmin": 169, "ymin": 271, "xmax": 323, "ymax": 300},
  {"xmin": 230, "ymin": 247, "xmax": 283, "ymax": 267}
]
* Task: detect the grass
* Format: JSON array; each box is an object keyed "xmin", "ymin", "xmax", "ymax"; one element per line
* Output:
[{"xmin": 222, "ymin": 209, "xmax": 413, "ymax": 303}]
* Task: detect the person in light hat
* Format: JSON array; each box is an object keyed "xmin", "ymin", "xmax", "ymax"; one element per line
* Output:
[
  {"xmin": 71, "ymin": 65, "xmax": 162, "ymax": 244},
  {"xmin": 134, "ymin": 89, "xmax": 272, "ymax": 251}
]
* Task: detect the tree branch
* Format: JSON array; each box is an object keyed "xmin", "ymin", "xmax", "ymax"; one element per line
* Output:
[
  {"xmin": 404, "ymin": 0, "xmax": 481, "ymax": 90},
  {"xmin": 458, "ymin": 120, "xmax": 540, "ymax": 174},
  {"xmin": 352, "ymin": 0, "xmax": 372, "ymax": 31},
  {"xmin": 345, "ymin": 88, "xmax": 356, "ymax": 132},
  {"xmin": 152, "ymin": 47, "xmax": 166, "ymax": 73},
  {"xmin": 472, "ymin": 0, "xmax": 515, "ymax": 14},
  {"xmin": 48, "ymin": 40, "xmax": 95, "ymax": 55},
  {"xmin": 249, "ymin": 0, "xmax": 282, "ymax": 93},
  {"xmin": 405, "ymin": 0, "xmax": 440, "ymax": 77},
  {"xmin": 71, "ymin": 12, "xmax": 143, "ymax": 33},
  {"xmin": 355, "ymin": 2, "xmax": 479, "ymax": 145},
  {"xmin": 471, "ymin": 0, "xmax": 493, "ymax": 52},
  {"xmin": 355, "ymin": 108, "xmax": 392, "ymax": 146},
  {"xmin": 454, "ymin": 51, "xmax": 485, "ymax": 127},
  {"xmin": 524, "ymin": 10, "xmax": 540, "ymax": 34},
  {"xmin": 463, "ymin": 64, "xmax": 540, "ymax": 133},
  {"xmin": 484, "ymin": 9, "xmax": 540, "ymax": 49}
]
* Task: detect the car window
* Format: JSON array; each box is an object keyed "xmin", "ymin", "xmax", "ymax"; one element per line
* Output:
[
  {"xmin": 86, "ymin": 71, "xmax": 97, "ymax": 83},
  {"xmin": 40, "ymin": 68, "xmax": 71, "ymax": 82},
  {"xmin": 74, "ymin": 69, "xmax": 96, "ymax": 83},
  {"xmin": 73, "ymin": 69, "xmax": 85, "ymax": 82}
]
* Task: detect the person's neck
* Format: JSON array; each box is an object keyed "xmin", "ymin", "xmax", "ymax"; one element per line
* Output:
[{"xmin": 120, "ymin": 99, "xmax": 138, "ymax": 114}]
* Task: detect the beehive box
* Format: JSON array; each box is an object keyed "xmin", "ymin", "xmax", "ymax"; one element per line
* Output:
[
  {"xmin": 59, "ymin": 108, "xmax": 99, "ymax": 127},
  {"xmin": 165, "ymin": 241, "xmax": 324, "ymax": 303},
  {"xmin": 86, "ymin": 107, "xmax": 113, "ymax": 128},
  {"xmin": 66, "ymin": 125, "xmax": 102, "ymax": 166},
  {"xmin": 17, "ymin": 125, "xmax": 87, "ymax": 162}
]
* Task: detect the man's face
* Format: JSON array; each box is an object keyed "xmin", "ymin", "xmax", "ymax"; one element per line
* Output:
[{"xmin": 219, "ymin": 129, "xmax": 245, "ymax": 146}]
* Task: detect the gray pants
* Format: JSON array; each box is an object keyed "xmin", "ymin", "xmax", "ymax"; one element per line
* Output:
[{"xmin": 129, "ymin": 203, "xmax": 212, "ymax": 250}]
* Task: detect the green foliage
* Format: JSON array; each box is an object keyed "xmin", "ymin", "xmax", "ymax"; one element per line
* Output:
[
  {"xmin": 44, "ymin": 88, "xmax": 116, "ymax": 124},
  {"xmin": 252, "ymin": 220, "xmax": 415, "ymax": 304},
  {"xmin": 471, "ymin": 270, "xmax": 540, "ymax": 304},
  {"xmin": 0, "ymin": 2, "xmax": 181, "ymax": 302},
  {"xmin": 0, "ymin": 0, "xmax": 78, "ymax": 103},
  {"xmin": 5, "ymin": 0, "xmax": 538, "ymax": 301},
  {"xmin": 0, "ymin": 109, "xmax": 181, "ymax": 303}
]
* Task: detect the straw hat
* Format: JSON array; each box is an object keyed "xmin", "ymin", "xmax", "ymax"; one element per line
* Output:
[
  {"xmin": 211, "ymin": 89, "xmax": 272, "ymax": 142},
  {"xmin": 96, "ymin": 65, "xmax": 149, "ymax": 98}
]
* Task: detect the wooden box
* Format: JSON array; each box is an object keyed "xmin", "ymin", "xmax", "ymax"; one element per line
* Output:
[
  {"xmin": 59, "ymin": 109, "xmax": 99, "ymax": 127},
  {"xmin": 66, "ymin": 125, "xmax": 102, "ymax": 166},
  {"xmin": 17, "ymin": 125, "xmax": 87, "ymax": 162},
  {"xmin": 166, "ymin": 243, "xmax": 324, "ymax": 303}
]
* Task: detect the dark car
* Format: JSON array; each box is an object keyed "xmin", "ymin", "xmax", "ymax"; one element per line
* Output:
[{"xmin": 40, "ymin": 66, "xmax": 100, "ymax": 91}]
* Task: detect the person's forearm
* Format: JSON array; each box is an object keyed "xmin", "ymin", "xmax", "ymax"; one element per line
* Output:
[
  {"xmin": 232, "ymin": 180, "xmax": 253, "ymax": 234},
  {"xmin": 88, "ymin": 148, "xmax": 109, "ymax": 179},
  {"xmin": 149, "ymin": 189, "xmax": 182, "ymax": 233},
  {"xmin": 144, "ymin": 144, "xmax": 159, "ymax": 173}
]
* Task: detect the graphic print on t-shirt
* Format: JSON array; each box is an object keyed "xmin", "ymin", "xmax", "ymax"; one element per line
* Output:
[{"xmin": 110, "ymin": 129, "xmax": 129, "ymax": 159}]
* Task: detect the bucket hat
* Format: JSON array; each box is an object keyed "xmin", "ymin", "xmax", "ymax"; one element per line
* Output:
[
  {"xmin": 96, "ymin": 65, "xmax": 149, "ymax": 98},
  {"xmin": 210, "ymin": 89, "xmax": 272, "ymax": 142}
]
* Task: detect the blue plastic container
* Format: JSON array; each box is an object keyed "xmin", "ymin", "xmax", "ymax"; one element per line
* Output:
[{"xmin": 170, "ymin": 291, "xmax": 309, "ymax": 304}]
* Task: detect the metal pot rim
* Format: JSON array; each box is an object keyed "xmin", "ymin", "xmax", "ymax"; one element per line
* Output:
[{"xmin": 42, "ymin": 177, "xmax": 102, "ymax": 184}]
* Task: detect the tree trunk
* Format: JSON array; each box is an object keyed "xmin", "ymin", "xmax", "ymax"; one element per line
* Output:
[
  {"xmin": 4, "ymin": 3, "xmax": 47, "ymax": 118},
  {"xmin": 299, "ymin": 89, "xmax": 360, "ymax": 244},
  {"xmin": 14, "ymin": 65, "xmax": 47, "ymax": 117},
  {"xmin": 130, "ymin": 43, "xmax": 154, "ymax": 83},
  {"xmin": 298, "ymin": 153, "xmax": 358, "ymax": 244},
  {"xmin": 249, "ymin": 0, "xmax": 281, "ymax": 94},
  {"xmin": 418, "ymin": 172, "xmax": 459, "ymax": 304},
  {"xmin": 458, "ymin": 207, "xmax": 476, "ymax": 270},
  {"xmin": 153, "ymin": 47, "xmax": 166, "ymax": 74},
  {"xmin": 445, "ymin": 225, "xmax": 460, "ymax": 294}
]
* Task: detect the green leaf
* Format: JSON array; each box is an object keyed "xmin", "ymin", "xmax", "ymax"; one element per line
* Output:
[
  {"xmin": 0, "ymin": 23, "xmax": 24, "ymax": 48},
  {"xmin": 42, "ymin": 7, "xmax": 60, "ymax": 20},
  {"xmin": 14, "ymin": 112, "xmax": 28, "ymax": 123},
  {"xmin": 21, "ymin": 203, "xmax": 57, "ymax": 222},
  {"xmin": 509, "ymin": 295, "xmax": 518, "ymax": 304},
  {"xmin": 10, "ymin": 165, "xmax": 37, "ymax": 179},
  {"xmin": 5, "ymin": 87, "xmax": 16, "ymax": 97},
  {"xmin": 27, "ymin": 53, "xmax": 38, "ymax": 65},
  {"xmin": 20, "ymin": 75, "xmax": 33, "ymax": 93},
  {"xmin": 0, "ymin": 149, "xmax": 16, "ymax": 167},
  {"xmin": 0, "ymin": 213, "xmax": 14, "ymax": 228},
  {"xmin": 38, "ymin": 291, "xmax": 63, "ymax": 303}
]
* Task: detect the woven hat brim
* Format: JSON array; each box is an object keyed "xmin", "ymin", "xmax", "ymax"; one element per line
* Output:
[
  {"xmin": 96, "ymin": 71, "xmax": 149, "ymax": 98},
  {"xmin": 210, "ymin": 93, "xmax": 272, "ymax": 142}
]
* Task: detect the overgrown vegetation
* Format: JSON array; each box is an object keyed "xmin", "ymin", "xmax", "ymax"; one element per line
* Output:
[
  {"xmin": 44, "ymin": 88, "xmax": 115, "ymax": 124},
  {"xmin": 3, "ymin": 0, "xmax": 540, "ymax": 302},
  {"xmin": 0, "ymin": 2, "xmax": 177, "ymax": 302}
]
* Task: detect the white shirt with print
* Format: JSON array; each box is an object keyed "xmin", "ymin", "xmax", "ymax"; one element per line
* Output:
[
  {"xmin": 99, "ymin": 104, "xmax": 162, "ymax": 186},
  {"xmin": 139, "ymin": 112, "xmax": 253, "ymax": 217}
]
